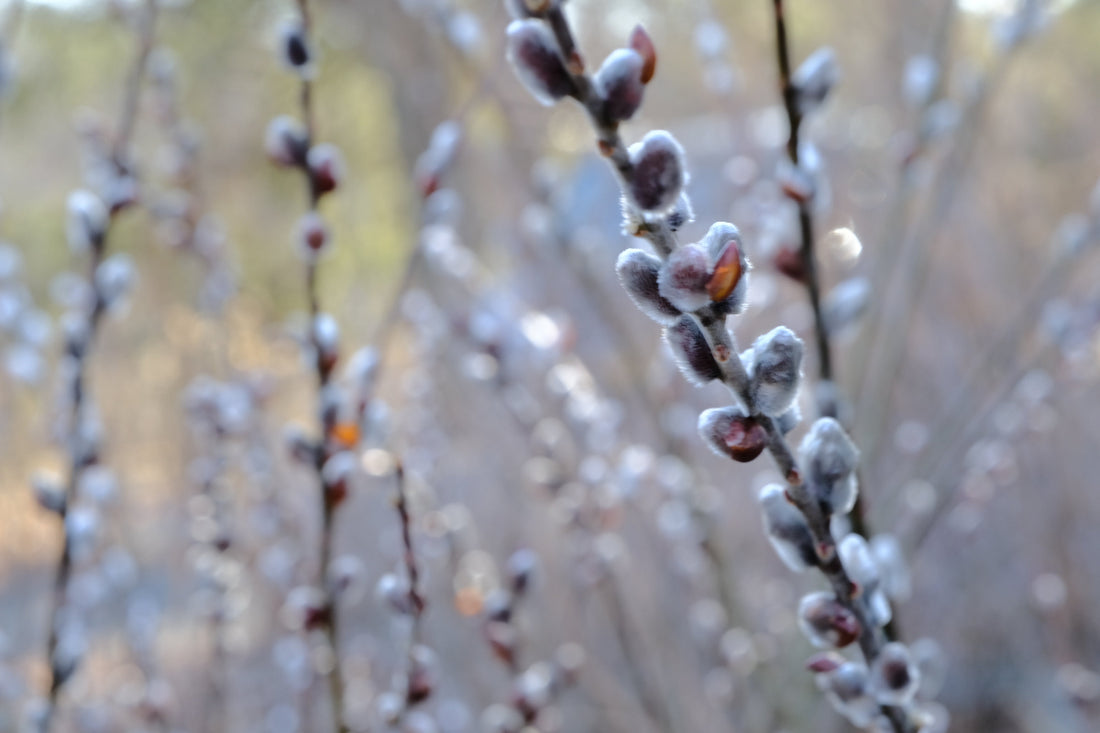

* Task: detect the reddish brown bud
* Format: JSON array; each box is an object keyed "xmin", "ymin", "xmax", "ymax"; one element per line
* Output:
[
  {"xmin": 297, "ymin": 212, "xmax": 329, "ymax": 260},
  {"xmin": 774, "ymin": 247, "xmax": 807, "ymax": 283},
  {"xmin": 307, "ymin": 143, "xmax": 344, "ymax": 196},
  {"xmin": 806, "ymin": 651, "xmax": 846, "ymax": 674},
  {"xmin": 406, "ymin": 645, "xmax": 438, "ymax": 704},
  {"xmin": 798, "ymin": 592, "xmax": 861, "ymax": 648},
  {"xmin": 698, "ymin": 407, "xmax": 768, "ymax": 463},
  {"xmin": 484, "ymin": 620, "xmax": 518, "ymax": 667},
  {"xmin": 629, "ymin": 25, "xmax": 657, "ymax": 84},
  {"xmin": 706, "ymin": 238, "xmax": 743, "ymax": 301}
]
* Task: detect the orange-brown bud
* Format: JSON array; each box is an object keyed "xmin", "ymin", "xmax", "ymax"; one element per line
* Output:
[{"xmin": 706, "ymin": 238, "xmax": 743, "ymax": 301}]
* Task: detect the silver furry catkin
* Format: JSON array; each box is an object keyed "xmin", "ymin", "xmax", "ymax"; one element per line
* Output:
[{"xmin": 506, "ymin": 20, "xmax": 575, "ymax": 105}]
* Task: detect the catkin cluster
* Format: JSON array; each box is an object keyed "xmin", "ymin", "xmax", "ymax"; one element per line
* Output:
[{"xmin": 503, "ymin": 1, "xmax": 942, "ymax": 730}]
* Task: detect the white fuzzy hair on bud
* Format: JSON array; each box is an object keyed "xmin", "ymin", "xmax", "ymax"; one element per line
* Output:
[
  {"xmin": 506, "ymin": 20, "xmax": 575, "ymax": 106},
  {"xmin": 657, "ymin": 243, "xmax": 711, "ymax": 312},
  {"xmin": 749, "ymin": 326, "xmax": 803, "ymax": 417},
  {"xmin": 278, "ymin": 19, "xmax": 313, "ymax": 76},
  {"xmin": 66, "ymin": 190, "xmax": 108, "ymax": 253},
  {"xmin": 816, "ymin": 661, "xmax": 878, "ymax": 728},
  {"xmin": 698, "ymin": 406, "xmax": 767, "ymax": 463},
  {"xmin": 792, "ymin": 46, "xmax": 838, "ymax": 115},
  {"xmin": 666, "ymin": 192, "xmax": 695, "ymax": 231},
  {"xmin": 758, "ymin": 483, "xmax": 817, "ymax": 572},
  {"xmin": 615, "ymin": 248, "xmax": 682, "ymax": 325},
  {"xmin": 265, "ymin": 115, "xmax": 309, "ymax": 167},
  {"xmin": 800, "ymin": 417, "xmax": 859, "ymax": 515},
  {"xmin": 307, "ymin": 143, "xmax": 345, "ymax": 196},
  {"xmin": 868, "ymin": 642, "xmax": 920, "ymax": 706},
  {"xmin": 94, "ymin": 254, "xmax": 136, "ymax": 312},
  {"xmin": 594, "ymin": 48, "xmax": 645, "ymax": 122},
  {"xmin": 627, "ymin": 130, "xmax": 687, "ymax": 215},
  {"xmin": 838, "ymin": 533, "xmax": 892, "ymax": 627},
  {"xmin": 297, "ymin": 211, "xmax": 330, "ymax": 260},
  {"xmin": 824, "ymin": 277, "xmax": 870, "ymax": 336},
  {"xmin": 313, "ymin": 312, "xmax": 340, "ymax": 360},
  {"xmin": 664, "ymin": 315, "xmax": 721, "ymax": 386},
  {"xmin": 798, "ymin": 591, "xmax": 861, "ymax": 649}
]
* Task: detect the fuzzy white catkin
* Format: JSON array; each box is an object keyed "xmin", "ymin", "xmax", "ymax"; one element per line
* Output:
[
  {"xmin": 313, "ymin": 312, "xmax": 340, "ymax": 357},
  {"xmin": 627, "ymin": 130, "xmax": 687, "ymax": 215},
  {"xmin": 870, "ymin": 533, "xmax": 911, "ymax": 601},
  {"xmin": 800, "ymin": 417, "xmax": 859, "ymax": 515},
  {"xmin": 265, "ymin": 115, "xmax": 308, "ymax": 166},
  {"xmin": 792, "ymin": 46, "xmax": 838, "ymax": 115},
  {"xmin": 758, "ymin": 484, "xmax": 816, "ymax": 572},
  {"xmin": 868, "ymin": 642, "xmax": 920, "ymax": 706},
  {"xmin": 616, "ymin": 248, "xmax": 682, "ymax": 325},
  {"xmin": 94, "ymin": 254, "xmax": 136, "ymax": 310},
  {"xmin": 824, "ymin": 277, "xmax": 870, "ymax": 336},
  {"xmin": 506, "ymin": 20, "xmax": 575, "ymax": 106},
  {"xmin": 837, "ymin": 533, "xmax": 878, "ymax": 588},
  {"xmin": 657, "ymin": 243, "xmax": 712, "ymax": 312},
  {"xmin": 750, "ymin": 326, "xmax": 804, "ymax": 417},
  {"xmin": 798, "ymin": 591, "xmax": 860, "ymax": 649},
  {"xmin": 66, "ymin": 190, "xmax": 108, "ymax": 253},
  {"xmin": 664, "ymin": 315, "xmax": 722, "ymax": 386},
  {"xmin": 838, "ymin": 533, "xmax": 893, "ymax": 628},
  {"xmin": 594, "ymin": 48, "xmax": 645, "ymax": 122},
  {"xmin": 817, "ymin": 662, "xmax": 878, "ymax": 727},
  {"xmin": 903, "ymin": 54, "xmax": 939, "ymax": 108}
]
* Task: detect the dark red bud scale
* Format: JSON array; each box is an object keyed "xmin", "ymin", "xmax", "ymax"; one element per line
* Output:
[
  {"xmin": 700, "ymin": 407, "xmax": 768, "ymax": 462},
  {"xmin": 774, "ymin": 247, "xmax": 807, "ymax": 283},
  {"xmin": 629, "ymin": 25, "xmax": 657, "ymax": 84},
  {"xmin": 723, "ymin": 416, "xmax": 768, "ymax": 462},
  {"xmin": 806, "ymin": 652, "xmax": 845, "ymax": 674}
]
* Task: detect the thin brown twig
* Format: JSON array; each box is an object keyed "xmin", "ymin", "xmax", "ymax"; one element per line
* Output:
[
  {"xmin": 41, "ymin": 2, "xmax": 158, "ymax": 729},
  {"xmin": 771, "ymin": 0, "xmax": 832, "ymax": 386},
  {"xmin": 766, "ymin": 0, "xmax": 888, "ymax": 563},
  {"xmin": 392, "ymin": 461, "xmax": 431, "ymax": 712},
  {"xmin": 284, "ymin": 2, "xmax": 348, "ymax": 729}
]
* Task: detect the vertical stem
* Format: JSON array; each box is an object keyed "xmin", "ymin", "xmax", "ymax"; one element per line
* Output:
[
  {"xmin": 393, "ymin": 462, "xmax": 429, "ymax": 713},
  {"xmin": 288, "ymin": 2, "xmax": 346, "ymax": 730},
  {"xmin": 41, "ymin": 2, "xmax": 157, "ymax": 726},
  {"xmin": 770, "ymin": 0, "xmax": 834, "ymax": 397}
]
